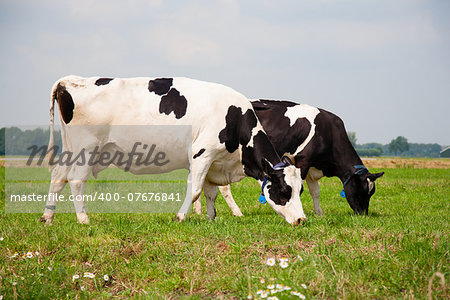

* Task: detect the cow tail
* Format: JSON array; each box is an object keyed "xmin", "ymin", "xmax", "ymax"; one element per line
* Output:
[{"xmin": 46, "ymin": 81, "xmax": 59, "ymax": 170}]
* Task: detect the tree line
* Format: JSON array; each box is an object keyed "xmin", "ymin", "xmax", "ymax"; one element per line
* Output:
[
  {"xmin": 347, "ymin": 132, "xmax": 443, "ymax": 158},
  {"xmin": 0, "ymin": 127, "xmax": 445, "ymax": 158}
]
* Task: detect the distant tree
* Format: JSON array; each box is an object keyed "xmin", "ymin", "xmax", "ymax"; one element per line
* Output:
[
  {"xmin": 347, "ymin": 131, "xmax": 357, "ymax": 147},
  {"xmin": 0, "ymin": 127, "xmax": 5, "ymax": 155},
  {"xmin": 388, "ymin": 136, "xmax": 410, "ymax": 156}
]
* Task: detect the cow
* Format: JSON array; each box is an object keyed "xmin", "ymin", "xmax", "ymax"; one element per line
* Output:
[
  {"xmin": 194, "ymin": 100, "xmax": 384, "ymax": 217},
  {"xmin": 40, "ymin": 76, "xmax": 307, "ymax": 225}
]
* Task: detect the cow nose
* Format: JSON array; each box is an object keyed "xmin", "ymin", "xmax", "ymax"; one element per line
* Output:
[{"xmin": 294, "ymin": 217, "xmax": 306, "ymax": 226}]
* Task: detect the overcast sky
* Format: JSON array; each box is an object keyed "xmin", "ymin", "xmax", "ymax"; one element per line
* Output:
[{"xmin": 1, "ymin": 0, "xmax": 449, "ymax": 145}]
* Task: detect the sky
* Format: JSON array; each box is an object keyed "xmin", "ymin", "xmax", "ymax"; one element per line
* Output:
[{"xmin": 1, "ymin": 0, "xmax": 449, "ymax": 145}]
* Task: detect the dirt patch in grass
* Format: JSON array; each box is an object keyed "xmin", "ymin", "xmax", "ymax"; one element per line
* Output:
[{"xmin": 362, "ymin": 158, "xmax": 450, "ymax": 169}]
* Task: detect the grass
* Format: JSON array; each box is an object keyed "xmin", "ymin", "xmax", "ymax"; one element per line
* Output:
[{"xmin": 0, "ymin": 165, "xmax": 449, "ymax": 299}]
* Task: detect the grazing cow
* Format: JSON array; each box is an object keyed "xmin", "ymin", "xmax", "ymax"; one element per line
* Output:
[
  {"xmin": 194, "ymin": 99, "xmax": 384, "ymax": 216},
  {"xmin": 40, "ymin": 76, "xmax": 306, "ymax": 225}
]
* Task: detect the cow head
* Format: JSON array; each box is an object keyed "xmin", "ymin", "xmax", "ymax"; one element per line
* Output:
[
  {"xmin": 342, "ymin": 166, "xmax": 384, "ymax": 214},
  {"xmin": 261, "ymin": 157, "xmax": 306, "ymax": 225}
]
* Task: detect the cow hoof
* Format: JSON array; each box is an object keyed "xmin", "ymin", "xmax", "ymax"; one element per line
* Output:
[
  {"xmin": 315, "ymin": 208, "xmax": 323, "ymax": 216},
  {"xmin": 176, "ymin": 213, "xmax": 186, "ymax": 222},
  {"xmin": 76, "ymin": 213, "xmax": 90, "ymax": 224},
  {"xmin": 232, "ymin": 211, "xmax": 244, "ymax": 217},
  {"xmin": 40, "ymin": 214, "xmax": 54, "ymax": 225}
]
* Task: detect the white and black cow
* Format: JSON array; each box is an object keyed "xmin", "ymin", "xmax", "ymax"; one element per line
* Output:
[
  {"xmin": 194, "ymin": 99, "xmax": 384, "ymax": 217},
  {"xmin": 41, "ymin": 76, "xmax": 306, "ymax": 225}
]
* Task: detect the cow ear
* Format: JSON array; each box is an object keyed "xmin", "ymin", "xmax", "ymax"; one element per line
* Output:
[
  {"xmin": 368, "ymin": 172, "xmax": 384, "ymax": 181},
  {"xmin": 261, "ymin": 158, "xmax": 274, "ymax": 175}
]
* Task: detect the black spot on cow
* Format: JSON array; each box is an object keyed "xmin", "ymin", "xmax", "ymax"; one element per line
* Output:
[
  {"xmin": 56, "ymin": 83, "xmax": 74, "ymax": 124},
  {"xmin": 159, "ymin": 88, "xmax": 188, "ymax": 119},
  {"xmin": 219, "ymin": 106, "xmax": 258, "ymax": 153},
  {"xmin": 148, "ymin": 78, "xmax": 173, "ymax": 95},
  {"xmin": 193, "ymin": 148, "xmax": 206, "ymax": 159},
  {"xmin": 252, "ymin": 99, "xmax": 310, "ymax": 156},
  {"xmin": 95, "ymin": 78, "xmax": 114, "ymax": 86},
  {"xmin": 266, "ymin": 171, "xmax": 292, "ymax": 206}
]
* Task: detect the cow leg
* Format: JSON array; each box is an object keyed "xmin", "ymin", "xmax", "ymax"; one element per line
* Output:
[
  {"xmin": 306, "ymin": 176, "xmax": 322, "ymax": 215},
  {"xmin": 218, "ymin": 185, "xmax": 243, "ymax": 217},
  {"xmin": 67, "ymin": 166, "xmax": 92, "ymax": 224},
  {"xmin": 193, "ymin": 194, "xmax": 202, "ymax": 215},
  {"xmin": 204, "ymin": 181, "xmax": 218, "ymax": 220},
  {"xmin": 176, "ymin": 158, "xmax": 212, "ymax": 222},
  {"xmin": 40, "ymin": 165, "xmax": 70, "ymax": 224}
]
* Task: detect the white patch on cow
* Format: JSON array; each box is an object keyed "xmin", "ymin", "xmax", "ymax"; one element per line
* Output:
[
  {"xmin": 284, "ymin": 104, "xmax": 320, "ymax": 154},
  {"xmin": 367, "ymin": 178, "xmax": 374, "ymax": 193}
]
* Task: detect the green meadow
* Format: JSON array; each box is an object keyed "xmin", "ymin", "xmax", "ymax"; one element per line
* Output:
[{"xmin": 0, "ymin": 165, "xmax": 448, "ymax": 299}]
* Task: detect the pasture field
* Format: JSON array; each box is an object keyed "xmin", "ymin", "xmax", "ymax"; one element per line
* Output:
[{"xmin": 0, "ymin": 162, "xmax": 449, "ymax": 299}]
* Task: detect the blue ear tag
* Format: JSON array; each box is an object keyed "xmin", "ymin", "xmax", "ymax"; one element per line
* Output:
[
  {"xmin": 259, "ymin": 194, "xmax": 267, "ymax": 204},
  {"xmin": 340, "ymin": 190, "xmax": 346, "ymax": 198}
]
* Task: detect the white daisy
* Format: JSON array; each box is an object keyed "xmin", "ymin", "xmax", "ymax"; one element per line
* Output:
[
  {"xmin": 26, "ymin": 252, "xmax": 33, "ymax": 258},
  {"xmin": 266, "ymin": 258, "xmax": 276, "ymax": 266},
  {"xmin": 0, "ymin": 237, "xmax": 4, "ymax": 241},
  {"xmin": 72, "ymin": 274, "xmax": 80, "ymax": 281},
  {"xmin": 247, "ymin": 295, "xmax": 252, "ymax": 299},
  {"xmin": 301, "ymin": 283, "xmax": 307, "ymax": 289},
  {"xmin": 279, "ymin": 257, "xmax": 288, "ymax": 263},
  {"xmin": 10, "ymin": 252, "xmax": 18, "ymax": 259},
  {"xmin": 260, "ymin": 278, "xmax": 265, "ymax": 284},
  {"xmin": 284, "ymin": 286, "xmax": 292, "ymax": 291},
  {"xmin": 297, "ymin": 255, "xmax": 303, "ymax": 261},
  {"xmin": 47, "ymin": 267, "xmax": 52, "ymax": 271},
  {"xmin": 12, "ymin": 282, "xmax": 17, "ymax": 286},
  {"xmin": 80, "ymin": 285, "xmax": 86, "ymax": 291},
  {"xmin": 260, "ymin": 291, "xmax": 268, "ymax": 298},
  {"xmin": 267, "ymin": 284, "xmax": 275, "ymax": 290},
  {"xmin": 103, "ymin": 274, "xmax": 109, "ymax": 281},
  {"xmin": 298, "ymin": 293, "xmax": 306, "ymax": 299},
  {"xmin": 279, "ymin": 261, "xmax": 289, "ymax": 268},
  {"xmin": 35, "ymin": 251, "xmax": 39, "ymax": 256}
]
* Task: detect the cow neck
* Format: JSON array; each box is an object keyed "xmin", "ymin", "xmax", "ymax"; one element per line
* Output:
[{"xmin": 333, "ymin": 146, "xmax": 364, "ymax": 185}]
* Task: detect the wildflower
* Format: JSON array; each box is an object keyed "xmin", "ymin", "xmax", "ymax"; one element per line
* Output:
[
  {"xmin": 297, "ymin": 255, "xmax": 303, "ymax": 261},
  {"xmin": 298, "ymin": 293, "xmax": 306, "ymax": 299},
  {"xmin": 267, "ymin": 284, "xmax": 275, "ymax": 290},
  {"xmin": 268, "ymin": 297, "xmax": 279, "ymax": 300},
  {"xmin": 284, "ymin": 286, "xmax": 292, "ymax": 291},
  {"xmin": 269, "ymin": 277, "xmax": 276, "ymax": 281},
  {"xmin": 26, "ymin": 252, "xmax": 33, "ymax": 258},
  {"xmin": 10, "ymin": 252, "xmax": 18, "ymax": 259},
  {"xmin": 301, "ymin": 283, "xmax": 307, "ymax": 289},
  {"xmin": 247, "ymin": 295, "xmax": 252, "ymax": 299},
  {"xmin": 103, "ymin": 274, "xmax": 109, "ymax": 281},
  {"xmin": 0, "ymin": 295, "xmax": 3, "ymax": 300},
  {"xmin": 276, "ymin": 284, "xmax": 284, "ymax": 289},
  {"xmin": 279, "ymin": 261, "xmax": 289, "ymax": 268},
  {"xmin": 12, "ymin": 282, "xmax": 17, "ymax": 286},
  {"xmin": 256, "ymin": 289, "xmax": 263, "ymax": 295},
  {"xmin": 266, "ymin": 258, "xmax": 276, "ymax": 266},
  {"xmin": 260, "ymin": 278, "xmax": 265, "ymax": 284},
  {"xmin": 35, "ymin": 251, "xmax": 39, "ymax": 256},
  {"xmin": 279, "ymin": 257, "xmax": 288, "ymax": 263},
  {"xmin": 72, "ymin": 274, "xmax": 80, "ymax": 281},
  {"xmin": 260, "ymin": 291, "xmax": 268, "ymax": 298},
  {"xmin": 0, "ymin": 237, "xmax": 4, "ymax": 241},
  {"xmin": 47, "ymin": 267, "xmax": 52, "ymax": 271},
  {"xmin": 84, "ymin": 272, "xmax": 95, "ymax": 278},
  {"xmin": 80, "ymin": 286, "xmax": 86, "ymax": 291}
]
